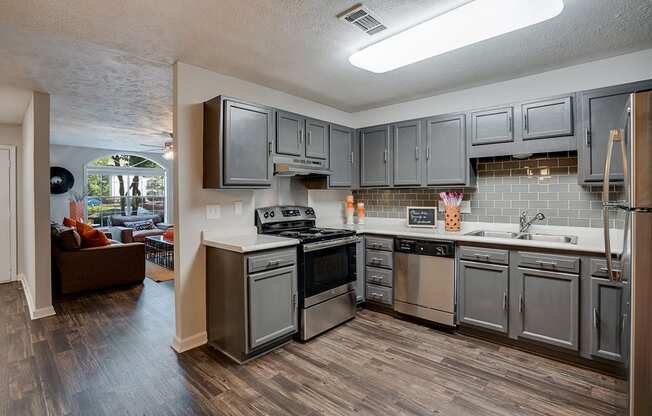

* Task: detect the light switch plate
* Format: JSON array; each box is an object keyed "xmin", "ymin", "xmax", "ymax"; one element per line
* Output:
[
  {"xmin": 206, "ymin": 204, "xmax": 221, "ymax": 219},
  {"xmin": 234, "ymin": 201, "xmax": 243, "ymax": 216}
]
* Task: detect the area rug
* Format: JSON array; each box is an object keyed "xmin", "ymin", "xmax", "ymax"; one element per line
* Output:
[{"xmin": 146, "ymin": 261, "xmax": 175, "ymax": 282}]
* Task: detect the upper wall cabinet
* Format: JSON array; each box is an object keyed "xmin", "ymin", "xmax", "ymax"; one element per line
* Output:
[
  {"xmin": 392, "ymin": 120, "xmax": 421, "ymax": 186},
  {"xmin": 305, "ymin": 118, "xmax": 329, "ymax": 160},
  {"xmin": 468, "ymin": 95, "xmax": 577, "ymax": 159},
  {"xmin": 521, "ymin": 96, "xmax": 573, "ymax": 140},
  {"xmin": 360, "ymin": 125, "xmax": 391, "ymax": 187},
  {"xmin": 203, "ymin": 96, "xmax": 274, "ymax": 189},
  {"xmin": 328, "ymin": 125, "xmax": 356, "ymax": 188},
  {"xmin": 425, "ymin": 114, "xmax": 471, "ymax": 186},
  {"xmin": 577, "ymin": 80, "xmax": 652, "ymax": 184},
  {"xmin": 276, "ymin": 111, "xmax": 330, "ymax": 162},
  {"xmin": 470, "ymin": 106, "xmax": 514, "ymax": 146}
]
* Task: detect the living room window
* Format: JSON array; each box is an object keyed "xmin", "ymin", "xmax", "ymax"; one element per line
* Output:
[{"xmin": 85, "ymin": 154, "xmax": 166, "ymax": 226}]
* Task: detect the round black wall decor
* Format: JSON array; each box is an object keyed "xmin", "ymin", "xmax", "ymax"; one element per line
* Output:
[{"xmin": 50, "ymin": 167, "xmax": 75, "ymax": 194}]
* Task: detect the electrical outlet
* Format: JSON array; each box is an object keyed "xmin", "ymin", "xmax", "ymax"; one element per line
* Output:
[
  {"xmin": 206, "ymin": 204, "xmax": 221, "ymax": 219},
  {"xmin": 234, "ymin": 201, "xmax": 243, "ymax": 216}
]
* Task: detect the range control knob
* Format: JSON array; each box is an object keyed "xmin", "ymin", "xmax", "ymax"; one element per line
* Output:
[
  {"xmin": 435, "ymin": 246, "xmax": 445, "ymax": 256},
  {"xmin": 269, "ymin": 211, "xmax": 275, "ymax": 218},
  {"xmin": 306, "ymin": 208, "xmax": 314, "ymax": 215},
  {"xmin": 263, "ymin": 212, "xmax": 269, "ymax": 219}
]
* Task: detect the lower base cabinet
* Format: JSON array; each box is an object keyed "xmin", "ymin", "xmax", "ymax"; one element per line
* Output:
[
  {"xmin": 590, "ymin": 278, "xmax": 628, "ymax": 362},
  {"xmin": 513, "ymin": 267, "xmax": 580, "ymax": 351},
  {"xmin": 458, "ymin": 260, "xmax": 509, "ymax": 334}
]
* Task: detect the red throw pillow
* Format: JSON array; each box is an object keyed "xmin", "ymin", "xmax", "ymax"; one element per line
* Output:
[
  {"xmin": 163, "ymin": 229, "xmax": 174, "ymax": 241},
  {"xmin": 74, "ymin": 222, "xmax": 111, "ymax": 248},
  {"xmin": 63, "ymin": 217, "xmax": 77, "ymax": 228}
]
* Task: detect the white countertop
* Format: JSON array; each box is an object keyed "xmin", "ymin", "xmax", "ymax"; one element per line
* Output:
[
  {"xmin": 318, "ymin": 218, "xmax": 623, "ymax": 255},
  {"xmin": 202, "ymin": 228, "xmax": 299, "ymax": 253}
]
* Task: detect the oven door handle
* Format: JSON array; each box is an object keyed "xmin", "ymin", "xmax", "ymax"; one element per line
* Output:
[{"xmin": 303, "ymin": 236, "xmax": 359, "ymax": 252}]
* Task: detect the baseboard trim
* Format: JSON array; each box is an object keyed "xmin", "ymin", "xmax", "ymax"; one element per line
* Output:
[
  {"xmin": 18, "ymin": 273, "xmax": 56, "ymax": 320},
  {"xmin": 172, "ymin": 331, "xmax": 207, "ymax": 353}
]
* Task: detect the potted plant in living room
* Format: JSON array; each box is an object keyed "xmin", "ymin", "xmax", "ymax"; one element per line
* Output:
[{"xmin": 68, "ymin": 190, "xmax": 88, "ymax": 223}]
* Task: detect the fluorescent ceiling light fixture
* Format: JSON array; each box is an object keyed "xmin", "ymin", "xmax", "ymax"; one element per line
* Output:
[{"xmin": 349, "ymin": 0, "xmax": 564, "ymax": 73}]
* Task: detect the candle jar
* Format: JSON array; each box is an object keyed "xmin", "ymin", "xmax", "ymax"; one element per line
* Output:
[{"xmin": 444, "ymin": 205, "xmax": 461, "ymax": 232}]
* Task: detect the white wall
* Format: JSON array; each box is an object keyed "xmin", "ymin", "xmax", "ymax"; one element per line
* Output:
[
  {"xmin": 173, "ymin": 62, "xmax": 354, "ymax": 351},
  {"xmin": 354, "ymin": 48, "xmax": 652, "ymax": 127},
  {"xmin": 0, "ymin": 124, "xmax": 21, "ymax": 275},
  {"xmin": 49, "ymin": 144, "xmax": 175, "ymax": 224},
  {"xmin": 20, "ymin": 92, "xmax": 53, "ymax": 319}
]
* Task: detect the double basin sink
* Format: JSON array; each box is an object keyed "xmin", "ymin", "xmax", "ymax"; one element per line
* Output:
[{"xmin": 465, "ymin": 230, "xmax": 578, "ymax": 245}]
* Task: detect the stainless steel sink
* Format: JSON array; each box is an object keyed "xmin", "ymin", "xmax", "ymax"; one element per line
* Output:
[
  {"xmin": 465, "ymin": 230, "xmax": 519, "ymax": 239},
  {"xmin": 516, "ymin": 233, "xmax": 578, "ymax": 245}
]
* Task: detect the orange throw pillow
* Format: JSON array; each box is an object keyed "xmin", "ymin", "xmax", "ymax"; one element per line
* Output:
[
  {"xmin": 63, "ymin": 217, "xmax": 77, "ymax": 228},
  {"xmin": 163, "ymin": 229, "xmax": 174, "ymax": 241},
  {"xmin": 75, "ymin": 222, "xmax": 111, "ymax": 248}
]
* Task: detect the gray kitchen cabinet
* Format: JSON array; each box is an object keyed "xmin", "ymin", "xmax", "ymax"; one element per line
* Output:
[
  {"xmin": 392, "ymin": 120, "xmax": 421, "ymax": 186},
  {"xmin": 458, "ymin": 260, "xmax": 509, "ymax": 334},
  {"xmin": 355, "ymin": 237, "xmax": 365, "ymax": 303},
  {"xmin": 364, "ymin": 235, "xmax": 393, "ymax": 306},
  {"xmin": 203, "ymin": 96, "xmax": 274, "ymax": 189},
  {"xmin": 276, "ymin": 110, "xmax": 304, "ymax": 157},
  {"xmin": 590, "ymin": 278, "xmax": 627, "ymax": 362},
  {"xmin": 425, "ymin": 114, "xmax": 468, "ymax": 186},
  {"xmin": 470, "ymin": 106, "xmax": 514, "ymax": 146},
  {"xmin": 513, "ymin": 266, "xmax": 579, "ymax": 351},
  {"xmin": 305, "ymin": 118, "xmax": 329, "ymax": 160},
  {"xmin": 522, "ymin": 96, "xmax": 573, "ymax": 140},
  {"xmin": 328, "ymin": 124, "xmax": 355, "ymax": 188},
  {"xmin": 360, "ymin": 125, "xmax": 391, "ymax": 187},
  {"xmin": 248, "ymin": 265, "xmax": 298, "ymax": 349}
]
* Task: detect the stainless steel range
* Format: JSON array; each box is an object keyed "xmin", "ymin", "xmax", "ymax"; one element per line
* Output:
[{"xmin": 255, "ymin": 206, "xmax": 358, "ymax": 340}]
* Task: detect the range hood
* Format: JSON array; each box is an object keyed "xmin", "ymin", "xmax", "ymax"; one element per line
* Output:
[{"xmin": 273, "ymin": 156, "xmax": 333, "ymax": 176}]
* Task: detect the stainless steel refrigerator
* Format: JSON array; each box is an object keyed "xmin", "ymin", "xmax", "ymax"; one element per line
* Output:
[{"xmin": 602, "ymin": 90, "xmax": 652, "ymax": 416}]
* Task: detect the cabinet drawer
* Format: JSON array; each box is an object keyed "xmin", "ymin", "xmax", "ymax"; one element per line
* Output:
[
  {"xmin": 366, "ymin": 283, "xmax": 393, "ymax": 306},
  {"xmin": 365, "ymin": 266, "xmax": 393, "ymax": 288},
  {"xmin": 590, "ymin": 258, "xmax": 623, "ymax": 279},
  {"xmin": 517, "ymin": 252, "xmax": 580, "ymax": 274},
  {"xmin": 459, "ymin": 246, "xmax": 509, "ymax": 265},
  {"xmin": 366, "ymin": 249, "xmax": 393, "ymax": 269},
  {"xmin": 365, "ymin": 236, "xmax": 394, "ymax": 251},
  {"xmin": 247, "ymin": 248, "xmax": 296, "ymax": 274}
]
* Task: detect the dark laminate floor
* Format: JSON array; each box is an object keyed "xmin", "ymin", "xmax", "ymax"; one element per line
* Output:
[{"xmin": 0, "ymin": 280, "xmax": 627, "ymax": 416}]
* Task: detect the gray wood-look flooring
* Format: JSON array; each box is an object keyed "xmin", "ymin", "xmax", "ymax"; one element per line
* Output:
[{"xmin": 0, "ymin": 280, "xmax": 627, "ymax": 416}]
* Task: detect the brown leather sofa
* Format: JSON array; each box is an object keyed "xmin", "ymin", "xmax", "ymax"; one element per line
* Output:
[
  {"xmin": 109, "ymin": 214, "xmax": 171, "ymax": 243},
  {"xmin": 51, "ymin": 225, "xmax": 146, "ymax": 295}
]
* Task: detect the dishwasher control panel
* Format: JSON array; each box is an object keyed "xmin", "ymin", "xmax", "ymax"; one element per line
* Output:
[{"xmin": 394, "ymin": 238, "xmax": 454, "ymax": 258}]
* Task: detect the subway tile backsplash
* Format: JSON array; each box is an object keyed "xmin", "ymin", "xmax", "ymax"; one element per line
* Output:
[{"xmin": 353, "ymin": 152, "xmax": 625, "ymax": 229}]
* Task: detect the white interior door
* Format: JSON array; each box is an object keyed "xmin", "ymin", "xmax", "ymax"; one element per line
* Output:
[{"xmin": 0, "ymin": 147, "xmax": 14, "ymax": 283}]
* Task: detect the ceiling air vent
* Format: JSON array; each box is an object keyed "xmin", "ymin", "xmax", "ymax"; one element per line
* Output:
[{"xmin": 338, "ymin": 4, "xmax": 386, "ymax": 35}]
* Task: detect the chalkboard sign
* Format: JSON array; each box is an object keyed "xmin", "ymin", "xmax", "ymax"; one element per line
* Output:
[{"xmin": 406, "ymin": 206, "xmax": 437, "ymax": 228}]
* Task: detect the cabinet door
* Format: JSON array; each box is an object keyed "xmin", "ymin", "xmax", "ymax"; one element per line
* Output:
[
  {"xmin": 223, "ymin": 100, "xmax": 273, "ymax": 187},
  {"xmin": 328, "ymin": 125, "xmax": 354, "ymax": 188},
  {"xmin": 470, "ymin": 106, "xmax": 514, "ymax": 146},
  {"xmin": 305, "ymin": 118, "xmax": 328, "ymax": 160},
  {"xmin": 590, "ymin": 278, "xmax": 627, "ymax": 362},
  {"xmin": 426, "ymin": 114, "xmax": 466, "ymax": 185},
  {"xmin": 458, "ymin": 260, "xmax": 509, "ymax": 334},
  {"xmin": 248, "ymin": 266, "xmax": 297, "ymax": 350},
  {"xmin": 514, "ymin": 267, "xmax": 579, "ymax": 350},
  {"xmin": 360, "ymin": 125, "xmax": 391, "ymax": 187},
  {"xmin": 276, "ymin": 111, "xmax": 304, "ymax": 157},
  {"xmin": 522, "ymin": 96, "xmax": 573, "ymax": 140},
  {"xmin": 392, "ymin": 121, "xmax": 421, "ymax": 186}
]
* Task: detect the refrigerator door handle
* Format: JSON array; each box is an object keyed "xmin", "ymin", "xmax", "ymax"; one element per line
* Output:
[{"xmin": 602, "ymin": 128, "xmax": 629, "ymax": 282}]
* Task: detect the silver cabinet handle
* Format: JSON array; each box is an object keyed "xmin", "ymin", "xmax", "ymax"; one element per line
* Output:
[
  {"xmin": 508, "ymin": 114, "xmax": 513, "ymax": 133},
  {"xmin": 535, "ymin": 260, "xmax": 557, "ymax": 267},
  {"xmin": 519, "ymin": 295, "xmax": 524, "ymax": 313},
  {"xmin": 621, "ymin": 313, "xmax": 627, "ymax": 334},
  {"xmin": 415, "ymin": 147, "xmax": 419, "ymax": 160},
  {"xmin": 426, "ymin": 147, "xmax": 431, "ymax": 160},
  {"xmin": 350, "ymin": 151, "xmax": 354, "ymax": 163},
  {"xmin": 593, "ymin": 307, "xmax": 599, "ymax": 329},
  {"xmin": 370, "ymin": 258, "xmax": 382, "ymax": 264},
  {"xmin": 267, "ymin": 260, "xmax": 281, "ymax": 267},
  {"xmin": 524, "ymin": 113, "xmax": 529, "ymax": 132},
  {"xmin": 585, "ymin": 128, "xmax": 591, "ymax": 146},
  {"xmin": 502, "ymin": 292, "xmax": 507, "ymax": 310},
  {"xmin": 383, "ymin": 149, "xmax": 388, "ymax": 163},
  {"xmin": 602, "ymin": 128, "xmax": 628, "ymax": 282},
  {"xmin": 307, "ymin": 130, "xmax": 312, "ymax": 146},
  {"xmin": 268, "ymin": 142, "xmax": 273, "ymax": 155}
]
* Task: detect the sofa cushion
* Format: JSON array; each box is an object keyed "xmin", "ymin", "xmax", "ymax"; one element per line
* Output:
[
  {"xmin": 75, "ymin": 221, "xmax": 111, "ymax": 248},
  {"xmin": 124, "ymin": 219, "xmax": 156, "ymax": 231},
  {"xmin": 132, "ymin": 229, "xmax": 166, "ymax": 242},
  {"xmin": 63, "ymin": 217, "xmax": 77, "ymax": 228},
  {"xmin": 110, "ymin": 214, "xmax": 162, "ymax": 227},
  {"xmin": 51, "ymin": 224, "xmax": 82, "ymax": 251}
]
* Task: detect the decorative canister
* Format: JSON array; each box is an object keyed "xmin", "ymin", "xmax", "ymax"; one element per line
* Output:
[
  {"xmin": 444, "ymin": 205, "xmax": 461, "ymax": 232},
  {"xmin": 357, "ymin": 202, "xmax": 365, "ymax": 225}
]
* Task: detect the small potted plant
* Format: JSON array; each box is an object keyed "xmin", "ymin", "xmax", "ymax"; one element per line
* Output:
[{"xmin": 68, "ymin": 190, "xmax": 88, "ymax": 223}]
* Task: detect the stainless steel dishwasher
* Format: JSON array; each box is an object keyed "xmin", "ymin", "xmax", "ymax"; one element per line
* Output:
[{"xmin": 394, "ymin": 238, "xmax": 456, "ymax": 326}]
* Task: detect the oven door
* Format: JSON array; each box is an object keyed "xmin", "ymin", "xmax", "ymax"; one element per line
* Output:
[{"xmin": 302, "ymin": 236, "xmax": 358, "ymax": 306}]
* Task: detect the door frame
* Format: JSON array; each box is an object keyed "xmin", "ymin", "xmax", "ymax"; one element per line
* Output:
[{"xmin": 0, "ymin": 145, "xmax": 17, "ymax": 282}]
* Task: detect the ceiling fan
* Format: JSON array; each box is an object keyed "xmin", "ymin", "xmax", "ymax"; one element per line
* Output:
[{"xmin": 140, "ymin": 131, "xmax": 174, "ymax": 160}]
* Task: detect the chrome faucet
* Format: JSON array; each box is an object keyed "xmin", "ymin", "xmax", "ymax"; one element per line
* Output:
[{"xmin": 519, "ymin": 211, "xmax": 545, "ymax": 233}]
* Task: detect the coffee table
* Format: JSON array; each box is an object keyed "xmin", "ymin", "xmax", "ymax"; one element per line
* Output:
[{"xmin": 145, "ymin": 235, "xmax": 174, "ymax": 270}]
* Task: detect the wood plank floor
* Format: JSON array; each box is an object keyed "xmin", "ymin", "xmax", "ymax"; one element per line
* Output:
[{"xmin": 0, "ymin": 280, "xmax": 627, "ymax": 416}]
